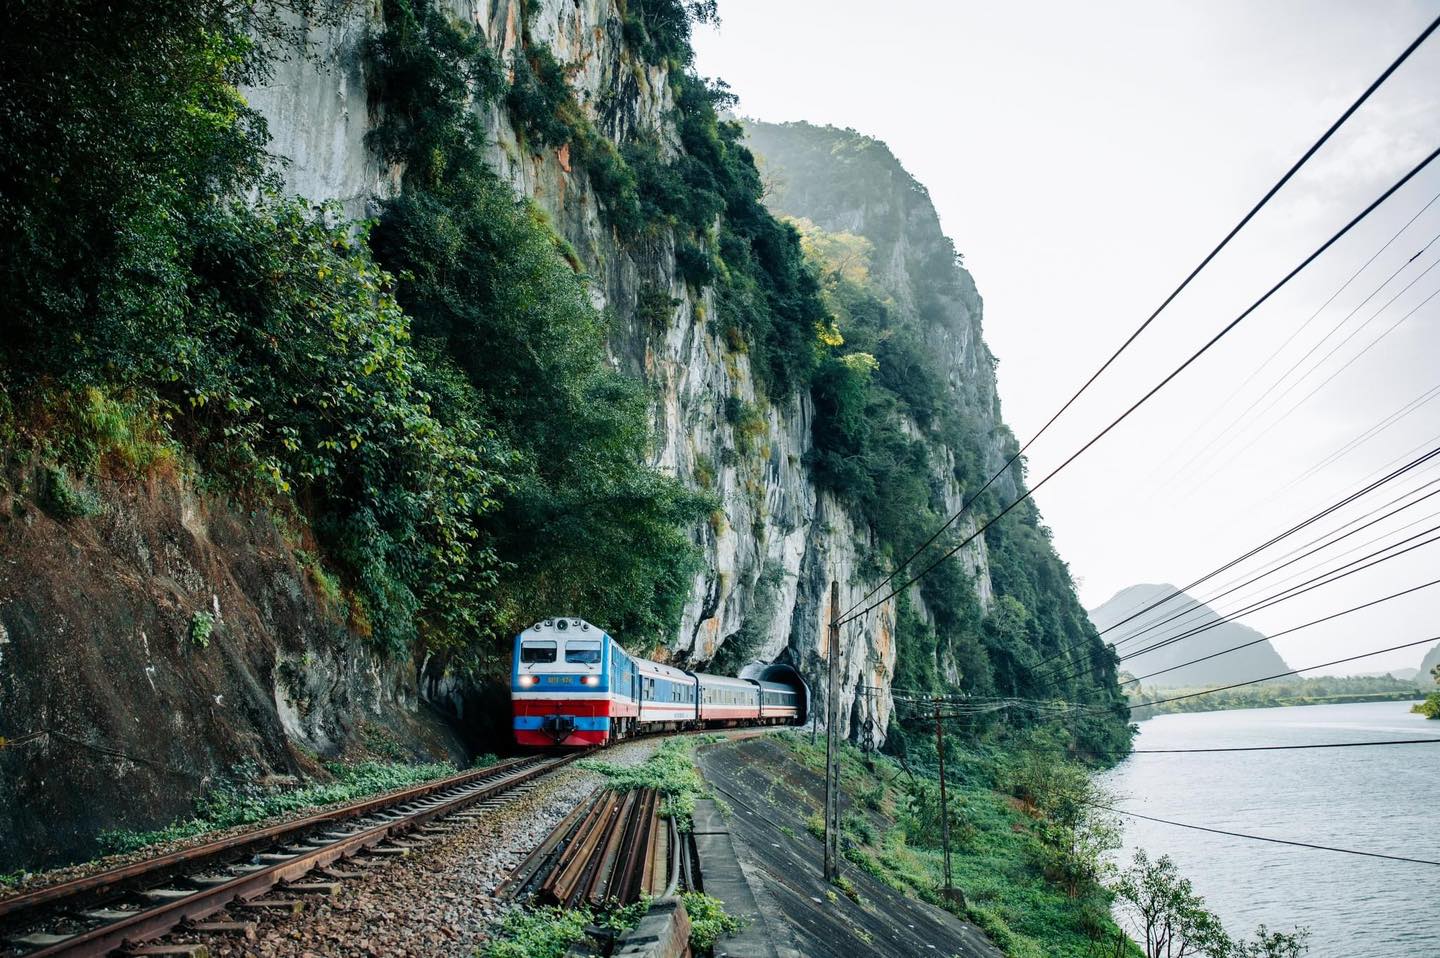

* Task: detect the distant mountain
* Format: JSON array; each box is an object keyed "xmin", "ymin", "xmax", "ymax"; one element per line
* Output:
[
  {"xmin": 1089, "ymin": 584, "xmax": 1291, "ymax": 688},
  {"xmin": 1350, "ymin": 668, "xmax": 1420, "ymax": 682},
  {"xmin": 1418, "ymin": 642, "xmax": 1440, "ymax": 689}
]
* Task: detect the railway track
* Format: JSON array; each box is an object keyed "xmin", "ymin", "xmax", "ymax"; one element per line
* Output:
[{"xmin": 0, "ymin": 753, "xmax": 588, "ymax": 958}]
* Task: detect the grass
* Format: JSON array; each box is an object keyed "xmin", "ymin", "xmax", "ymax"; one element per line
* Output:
[
  {"xmin": 97, "ymin": 759, "xmax": 457, "ymax": 855},
  {"xmin": 478, "ymin": 898, "xmax": 654, "ymax": 958},
  {"xmin": 777, "ymin": 732, "xmax": 1139, "ymax": 958},
  {"xmin": 478, "ymin": 893, "xmax": 741, "ymax": 956},
  {"xmin": 578, "ymin": 738, "xmax": 707, "ymax": 826}
]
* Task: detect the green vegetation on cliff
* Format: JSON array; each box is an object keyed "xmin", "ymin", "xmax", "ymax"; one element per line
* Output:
[
  {"xmin": 367, "ymin": 0, "xmax": 713, "ymax": 656},
  {"xmin": 773, "ymin": 200, "xmax": 1130, "ymax": 759},
  {"xmin": 1413, "ymin": 663, "xmax": 1440, "ymax": 719}
]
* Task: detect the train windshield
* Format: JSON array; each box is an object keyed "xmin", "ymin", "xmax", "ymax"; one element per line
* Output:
[
  {"xmin": 520, "ymin": 641, "xmax": 557, "ymax": 664},
  {"xmin": 564, "ymin": 641, "xmax": 602, "ymax": 664}
]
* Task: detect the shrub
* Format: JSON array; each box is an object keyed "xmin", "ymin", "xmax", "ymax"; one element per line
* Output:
[
  {"xmin": 580, "ymin": 739, "xmax": 705, "ymax": 824},
  {"xmin": 635, "ymin": 283, "xmax": 679, "ymax": 330},
  {"xmin": 680, "ymin": 891, "xmax": 742, "ymax": 951},
  {"xmin": 622, "ymin": 0, "xmax": 718, "ymax": 66},
  {"xmin": 37, "ymin": 466, "xmax": 100, "ymax": 520},
  {"xmin": 480, "ymin": 906, "xmax": 592, "ymax": 958},
  {"xmin": 188, "ymin": 611, "xmax": 216, "ymax": 649},
  {"xmin": 505, "ymin": 44, "xmax": 576, "ymax": 149}
]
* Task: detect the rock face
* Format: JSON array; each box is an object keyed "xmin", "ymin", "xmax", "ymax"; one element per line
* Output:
[
  {"xmin": 1089, "ymin": 583, "xmax": 1291, "ymax": 688},
  {"xmin": 0, "ymin": 465, "xmax": 464, "ymax": 868},
  {"xmin": 243, "ymin": 1, "xmax": 1024, "ymax": 746}
]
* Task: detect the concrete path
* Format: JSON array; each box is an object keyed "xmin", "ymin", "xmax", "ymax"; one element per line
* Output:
[{"xmin": 693, "ymin": 736, "xmax": 1002, "ymax": 958}]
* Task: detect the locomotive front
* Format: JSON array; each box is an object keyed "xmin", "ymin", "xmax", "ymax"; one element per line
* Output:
[{"xmin": 511, "ymin": 618, "xmax": 613, "ymax": 746}]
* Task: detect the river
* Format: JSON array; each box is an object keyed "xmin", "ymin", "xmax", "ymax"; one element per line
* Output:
[{"xmin": 1099, "ymin": 701, "xmax": 1440, "ymax": 958}]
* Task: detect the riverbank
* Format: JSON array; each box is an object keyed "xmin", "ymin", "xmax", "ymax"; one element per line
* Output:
[{"xmin": 1127, "ymin": 674, "xmax": 1421, "ymax": 718}]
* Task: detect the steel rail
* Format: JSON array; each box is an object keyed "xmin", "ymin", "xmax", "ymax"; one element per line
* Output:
[
  {"xmin": 4, "ymin": 755, "xmax": 581, "ymax": 958},
  {"xmin": 0, "ymin": 756, "xmax": 532, "ymax": 922}
]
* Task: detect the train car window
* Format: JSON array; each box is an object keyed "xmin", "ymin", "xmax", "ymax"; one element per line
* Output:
[
  {"xmin": 520, "ymin": 641, "xmax": 557, "ymax": 663},
  {"xmin": 565, "ymin": 641, "xmax": 601, "ymax": 664}
]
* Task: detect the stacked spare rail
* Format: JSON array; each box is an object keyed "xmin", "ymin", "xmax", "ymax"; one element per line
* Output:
[
  {"xmin": 0, "ymin": 755, "xmax": 582, "ymax": 958},
  {"xmin": 500, "ymin": 786, "xmax": 673, "ymax": 908}
]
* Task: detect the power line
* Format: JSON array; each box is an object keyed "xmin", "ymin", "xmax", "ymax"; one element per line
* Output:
[
  {"xmin": 1269, "ymin": 379, "xmax": 1440, "ymax": 498},
  {"xmin": 1111, "ymin": 498, "xmax": 1440, "ymax": 658},
  {"xmin": 1112, "ymin": 497, "xmax": 1440, "ymax": 656},
  {"xmin": 1129, "ymin": 738, "xmax": 1440, "ymax": 753},
  {"xmin": 1123, "ymin": 634, "xmax": 1439, "ymax": 711},
  {"xmin": 1099, "ymin": 505, "xmax": 1440, "ymax": 662},
  {"xmin": 1058, "ymin": 523, "xmax": 1440, "ymax": 683},
  {"xmin": 1119, "ymin": 574, "xmax": 1440, "ymax": 687},
  {"xmin": 1090, "ymin": 803, "xmax": 1440, "ymax": 867},
  {"xmin": 1095, "ymin": 469, "xmax": 1440, "ymax": 646},
  {"xmin": 1141, "ymin": 190, "xmax": 1440, "ymax": 497},
  {"xmin": 1183, "ymin": 272, "xmax": 1440, "ymax": 494},
  {"xmin": 1165, "ymin": 230, "xmax": 1440, "ymax": 497},
  {"xmin": 832, "ymin": 16, "xmax": 1440, "ymax": 623},
  {"xmin": 1033, "ymin": 443, "xmax": 1440, "ymax": 679},
  {"xmin": 1101, "ymin": 480, "xmax": 1440, "ymax": 656},
  {"xmin": 1087, "ymin": 442, "xmax": 1440, "ymax": 643},
  {"xmin": 837, "ymin": 145, "xmax": 1440, "ymax": 630}
]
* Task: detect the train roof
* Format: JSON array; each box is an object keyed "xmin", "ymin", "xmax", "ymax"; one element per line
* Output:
[
  {"xmin": 634, "ymin": 657, "xmax": 691, "ymax": 681},
  {"xmin": 691, "ymin": 672, "xmax": 760, "ymax": 690},
  {"xmin": 518, "ymin": 618, "xmax": 609, "ymax": 640}
]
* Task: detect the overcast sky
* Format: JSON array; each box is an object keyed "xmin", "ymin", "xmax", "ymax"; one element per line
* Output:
[{"xmin": 693, "ymin": 0, "xmax": 1440, "ymax": 676}]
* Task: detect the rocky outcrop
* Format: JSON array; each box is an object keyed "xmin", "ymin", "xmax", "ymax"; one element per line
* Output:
[
  {"xmin": 0, "ymin": 463, "xmax": 464, "ymax": 867},
  {"xmin": 243, "ymin": 0, "xmax": 1024, "ymax": 747},
  {"xmin": 1416, "ymin": 641, "xmax": 1440, "ymax": 689}
]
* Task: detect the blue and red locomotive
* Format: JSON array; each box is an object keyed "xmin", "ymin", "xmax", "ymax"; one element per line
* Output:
[{"xmin": 511, "ymin": 617, "xmax": 808, "ymax": 747}]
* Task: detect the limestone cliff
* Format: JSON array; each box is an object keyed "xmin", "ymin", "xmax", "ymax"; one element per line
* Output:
[{"xmin": 244, "ymin": 0, "xmax": 1029, "ymax": 745}]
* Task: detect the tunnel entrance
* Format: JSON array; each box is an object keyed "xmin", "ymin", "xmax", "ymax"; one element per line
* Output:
[{"xmin": 741, "ymin": 662, "xmax": 811, "ymax": 725}]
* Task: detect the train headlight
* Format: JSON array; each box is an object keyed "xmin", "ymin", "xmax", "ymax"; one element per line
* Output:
[
  {"xmin": 582, "ymin": 675, "xmax": 599, "ymax": 686},
  {"xmin": 557, "ymin": 619, "xmax": 569, "ymax": 631},
  {"xmin": 519, "ymin": 675, "xmax": 536, "ymax": 686}
]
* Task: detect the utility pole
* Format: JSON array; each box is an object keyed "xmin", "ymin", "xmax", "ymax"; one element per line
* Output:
[
  {"xmin": 861, "ymin": 683, "xmax": 874, "ymax": 755},
  {"xmin": 823, "ymin": 580, "xmax": 841, "ymax": 882},
  {"xmin": 934, "ymin": 699, "xmax": 954, "ymax": 900}
]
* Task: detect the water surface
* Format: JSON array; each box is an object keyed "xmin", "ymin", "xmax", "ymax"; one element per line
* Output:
[{"xmin": 1100, "ymin": 701, "xmax": 1440, "ymax": 958}]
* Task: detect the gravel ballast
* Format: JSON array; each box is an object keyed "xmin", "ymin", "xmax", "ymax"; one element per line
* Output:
[{"xmin": 158, "ymin": 737, "xmax": 670, "ymax": 958}]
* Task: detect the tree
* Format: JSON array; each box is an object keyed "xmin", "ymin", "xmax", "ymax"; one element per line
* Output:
[
  {"xmin": 1111, "ymin": 850, "xmax": 1231, "ymax": 958},
  {"xmin": 1111, "ymin": 851, "xmax": 1308, "ymax": 958},
  {"xmin": 1009, "ymin": 734, "xmax": 1122, "ymax": 896},
  {"xmin": 1413, "ymin": 664, "xmax": 1440, "ymax": 720},
  {"xmin": 1230, "ymin": 926, "xmax": 1310, "ymax": 958}
]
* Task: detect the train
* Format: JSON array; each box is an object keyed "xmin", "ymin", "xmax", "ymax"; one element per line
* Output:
[{"xmin": 511, "ymin": 617, "xmax": 809, "ymax": 747}]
